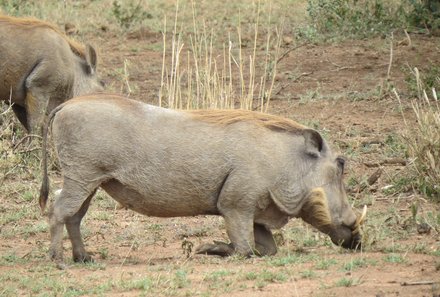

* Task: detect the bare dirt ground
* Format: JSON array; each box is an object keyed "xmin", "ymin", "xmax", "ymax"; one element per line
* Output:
[{"xmin": 1, "ymin": 17, "xmax": 440, "ymax": 297}]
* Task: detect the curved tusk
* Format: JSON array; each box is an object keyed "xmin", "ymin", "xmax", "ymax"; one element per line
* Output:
[{"xmin": 357, "ymin": 205, "xmax": 367, "ymax": 225}]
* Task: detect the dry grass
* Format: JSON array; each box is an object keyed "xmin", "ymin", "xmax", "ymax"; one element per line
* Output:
[
  {"xmin": 158, "ymin": 0, "xmax": 282, "ymax": 111},
  {"xmin": 396, "ymin": 67, "xmax": 440, "ymax": 200}
]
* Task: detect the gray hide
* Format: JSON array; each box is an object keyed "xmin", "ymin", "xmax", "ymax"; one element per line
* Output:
[
  {"xmin": 0, "ymin": 15, "xmax": 103, "ymax": 133},
  {"xmin": 39, "ymin": 94, "xmax": 362, "ymax": 264}
]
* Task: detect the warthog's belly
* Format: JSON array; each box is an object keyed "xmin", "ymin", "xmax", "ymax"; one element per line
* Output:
[{"xmin": 101, "ymin": 179, "xmax": 219, "ymax": 217}]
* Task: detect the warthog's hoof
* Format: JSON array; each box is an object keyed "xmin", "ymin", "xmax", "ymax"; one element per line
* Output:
[
  {"xmin": 195, "ymin": 241, "xmax": 234, "ymax": 257},
  {"xmin": 73, "ymin": 252, "xmax": 93, "ymax": 263}
]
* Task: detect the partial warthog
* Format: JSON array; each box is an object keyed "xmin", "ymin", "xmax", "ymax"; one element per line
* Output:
[
  {"xmin": 0, "ymin": 15, "xmax": 103, "ymax": 133},
  {"xmin": 39, "ymin": 94, "xmax": 366, "ymax": 265}
]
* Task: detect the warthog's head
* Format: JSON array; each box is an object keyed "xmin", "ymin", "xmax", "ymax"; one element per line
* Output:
[
  {"xmin": 73, "ymin": 45, "xmax": 104, "ymax": 97},
  {"xmin": 298, "ymin": 165, "xmax": 366, "ymax": 250},
  {"xmin": 270, "ymin": 129, "xmax": 366, "ymax": 250}
]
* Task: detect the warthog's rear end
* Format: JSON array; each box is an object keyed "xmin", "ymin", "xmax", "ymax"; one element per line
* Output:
[
  {"xmin": 0, "ymin": 15, "xmax": 103, "ymax": 133},
  {"xmin": 40, "ymin": 94, "xmax": 365, "ymax": 264}
]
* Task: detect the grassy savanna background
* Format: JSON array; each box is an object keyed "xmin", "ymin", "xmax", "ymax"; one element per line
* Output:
[{"xmin": 1, "ymin": 0, "xmax": 440, "ymax": 296}]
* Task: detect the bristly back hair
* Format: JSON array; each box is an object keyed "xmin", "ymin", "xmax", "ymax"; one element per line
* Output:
[
  {"xmin": 187, "ymin": 109, "xmax": 306, "ymax": 133},
  {"xmin": 0, "ymin": 15, "xmax": 86, "ymax": 58}
]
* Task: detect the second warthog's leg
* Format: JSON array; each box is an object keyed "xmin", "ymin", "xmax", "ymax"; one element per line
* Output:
[
  {"xmin": 24, "ymin": 91, "xmax": 46, "ymax": 134},
  {"xmin": 25, "ymin": 58, "xmax": 71, "ymax": 133}
]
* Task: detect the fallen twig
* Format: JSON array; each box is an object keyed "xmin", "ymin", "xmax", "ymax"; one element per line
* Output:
[
  {"xmin": 364, "ymin": 158, "xmax": 407, "ymax": 167},
  {"xmin": 276, "ymin": 42, "xmax": 308, "ymax": 64},
  {"xmin": 350, "ymin": 168, "xmax": 383, "ymax": 193},
  {"xmin": 13, "ymin": 134, "xmax": 42, "ymax": 151},
  {"xmin": 401, "ymin": 280, "xmax": 436, "ymax": 286}
]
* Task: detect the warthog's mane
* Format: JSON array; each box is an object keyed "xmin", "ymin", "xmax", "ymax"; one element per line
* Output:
[
  {"xmin": 0, "ymin": 15, "xmax": 86, "ymax": 58},
  {"xmin": 302, "ymin": 188, "xmax": 333, "ymax": 228},
  {"xmin": 188, "ymin": 109, "xmax": 306, "ymax": 133}
]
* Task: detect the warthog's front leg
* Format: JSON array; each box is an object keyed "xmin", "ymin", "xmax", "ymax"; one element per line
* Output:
[
  {"xmin": 24, "ymin": 91, "xmax": 46, "ymax": 133},
  {"xmin": 195, "ymin": 223, "xmax": 277, "ymax": 257},
  {"xmin": 25, "ymin": 59, "xmax": 70, "ymax": 133},
  {"xmin": 254, "ymin": 223, "xmax": 277, "ymax": 256},
  {"xmin": 11, "ymin": 105, "xmax": 29, "ymax": 132},
  {"xmin": 195, "ymin": 211, "xmax": 255, "ymax": 257}
]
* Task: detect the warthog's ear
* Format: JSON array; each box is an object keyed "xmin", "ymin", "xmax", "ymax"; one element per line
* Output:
[
  {"xmin": 85, "ymin": 44, "xmax": 98, "ymax": 73},
  {"xmin": 303, "ymin": 129, "xmax": 323, "ymax": 158}
]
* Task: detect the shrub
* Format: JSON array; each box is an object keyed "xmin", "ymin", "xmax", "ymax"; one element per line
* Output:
[
  {"xmin": 304, "ymin": 0, "xmax": 439, "ymax": 40},
  {"xmin": 406, "ymin": 0, "xmax": 440, "ymax": 31},
  {"xmin": 111, "ymin": 0, "xmax": 152, "ymax": 29},
  {"xmin": 305, "ymin": 0, "xmax": 405, "ymax": 39}
]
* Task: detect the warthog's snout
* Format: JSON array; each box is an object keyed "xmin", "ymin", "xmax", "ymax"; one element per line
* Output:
[
  {"xmin": 330, "ymin": 227, "xmax": 362, "ymax": 250},
  {"xmin": 330, "ymin": 205, "xmax": 366, "ymax": 250}
]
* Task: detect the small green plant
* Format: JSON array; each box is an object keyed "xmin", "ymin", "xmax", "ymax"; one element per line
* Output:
[
  {"xmin": 120, "ymin": 277, "xmax": 152, "ymax": 291},
  {"xmin": 173, "ymin": 269, "xmax": 190, "ymax": 289},
  {"xmin": 244, "ymin": 272, "xmax": 258, "ymax": 281},
  {"xmin": 111, "ymin": 0, "xmax": 152, "ymax": 29},
  {"xmin": 335, "ymin": 277, "xmax": 361, "ymax": 287},
  {"xmin": 314, "ymin": 258, "xmax": 337, "ymax": 270},
  {"xmin": 343, "ymin": 258, "xmax": 372, "ymax": 271},
  {"xmin": 260, "ymin": 270, "xmax": 288, "ymax": 283},
  {"xmin": 384, "ymin": 253, "xmax": 406, "ymax": 263},
  {"xmin": 300, "ymin": 269, "xmax": 316, "ymax": 279},
  {"xmin": 98, "ymin": 247, "xmax": 109, "ymax": 260},
  {"xmin": 270, "ymin": 254, "xmax": 304, "ymax": 267},
  {"xmin": 205, "ymin": 270, "xmax": 232, "ymax": 282},
  {"xmin": 413, "ymin": 242, "xmax": 429, "ymax": 254},
  {"xmin": 0, "ymin": 252, "xmax": 24, "ymax": 266}
]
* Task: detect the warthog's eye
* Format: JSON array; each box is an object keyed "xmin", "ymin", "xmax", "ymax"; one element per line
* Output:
[{"xmin": 336, "ymin": 156, "xmax": 345, "ymax": 174}]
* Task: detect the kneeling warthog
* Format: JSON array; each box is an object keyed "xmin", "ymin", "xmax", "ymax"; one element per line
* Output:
[
  {"xmin": 40, "ymin": 94, "xmax": 366, "ymax": 264},
  {"xmin": 0, "ymin": 15, "xmax": 103, "ymax": 133}
]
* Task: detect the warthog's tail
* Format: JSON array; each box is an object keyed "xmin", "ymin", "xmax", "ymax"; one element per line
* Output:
[{"xmin": 39, "ymin": 104, "xmax": 64, "ymax": 211}]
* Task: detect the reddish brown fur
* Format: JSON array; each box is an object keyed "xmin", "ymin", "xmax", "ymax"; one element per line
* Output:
[
  {"xmin": 187, "ymin": 109, "xmax": 306, "ymax": 133},
  {"xmin": 0, "ymin": 15, "xmax": 85, "ymax": 58}
]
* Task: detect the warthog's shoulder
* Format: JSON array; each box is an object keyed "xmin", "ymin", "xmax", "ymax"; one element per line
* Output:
[{"xmin": 186, "ymin": 109, "xmax": 306, "ymax": 133}]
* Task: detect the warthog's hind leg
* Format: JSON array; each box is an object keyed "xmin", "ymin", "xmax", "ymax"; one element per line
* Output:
[
  {"xmin": 65, "ymin": 191, "xmax": 96, "ymax": 262},
  {"xmin": 49, "ymin": 179, "xmax": 97, "ymax": 266}
]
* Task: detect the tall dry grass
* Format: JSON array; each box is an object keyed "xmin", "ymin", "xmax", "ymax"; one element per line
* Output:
[
  {"xmin": 158, "ymin": 1, "xmax": 283, "ymax": 112},
  {"xmin": 396, "ymin": 67, "xmax": 440, "ymax": 200}
]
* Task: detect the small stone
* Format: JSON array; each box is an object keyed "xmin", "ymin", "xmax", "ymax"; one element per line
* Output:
[{"xmin": 417, "ymin": 223, "xmax": 431, "ymax": 234}]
